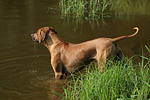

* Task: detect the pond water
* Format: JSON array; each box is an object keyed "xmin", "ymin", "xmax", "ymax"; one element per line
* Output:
[{"xmin": 0, "ymin": 0, "xmax": 150, "ymax": 100}]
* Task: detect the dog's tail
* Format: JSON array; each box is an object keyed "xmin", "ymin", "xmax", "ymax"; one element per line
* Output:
[{"xmin": 111, "ymin": 27, "xmax": 139, "ymax": 42}]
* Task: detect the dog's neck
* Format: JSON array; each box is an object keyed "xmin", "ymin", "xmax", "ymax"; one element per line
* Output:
[{"xmin": 43, "ymin": 31, "xmax": 64, "ymax": 48}]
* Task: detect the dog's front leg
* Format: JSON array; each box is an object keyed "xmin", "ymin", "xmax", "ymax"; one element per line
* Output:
[{"xmin": 51, "ymin": 60, "xmax": 63, "ymax": 79}]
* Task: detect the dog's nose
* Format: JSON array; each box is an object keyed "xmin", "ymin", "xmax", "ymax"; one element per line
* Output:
[{"xmin": 31, "ymin": 34, "xmax": 35, "ymax": 41}]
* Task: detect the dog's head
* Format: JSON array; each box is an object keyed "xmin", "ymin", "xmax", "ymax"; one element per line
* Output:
[{"xmin": 31, "ymin": 27, "xmax": 57, "ymax": 43}]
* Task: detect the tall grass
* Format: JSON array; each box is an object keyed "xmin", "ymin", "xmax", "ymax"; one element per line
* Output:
[
  {"xmin": 88, "ymin": 0, "xmax": 111, "ymax": 19},
  {"xmin": 61, "ymin": 56, "xmax": 150, "ymax": 100},
  {"xmin": 58, "ymin": 0, "xmax": 150, "ymax": 20},
  {"xmin": 59, "ymin": 0, "xmax": 111, "ymax": 20},
  {"xmin": 145, "ymin": 44, "xmax": 150, "ymax": 54},
  {"xmin": 59, "ymin": 0, "xmax": 86, "ymax": 18}
]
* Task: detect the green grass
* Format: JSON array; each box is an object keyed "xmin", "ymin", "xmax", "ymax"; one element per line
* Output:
[
  {"xmin": 145, "ymin": 44, "xmax": 150, "ymax": 54},
  {"xmin": 59, "ymin": 0, "xmax": 111, "ymax": 20},
  {"xmin": 58, "ymin": 0, "xmax": 150, "ymax": 20},
  {"xmin": 60, "ymin": 55, "xmax": 150, "ymax": 100}
]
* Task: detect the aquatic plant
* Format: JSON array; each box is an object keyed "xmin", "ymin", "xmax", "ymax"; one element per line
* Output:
[
  {"xmin": 58, "ymin": 0, "xmax": 150, "ymax": 20},
  {"xmin": 59, "ymin": 0, "xmax": 111, "ymax": 20},
  {"xmin": 88, "ymin": 0, "xmax": 111, "ymax": 19}
]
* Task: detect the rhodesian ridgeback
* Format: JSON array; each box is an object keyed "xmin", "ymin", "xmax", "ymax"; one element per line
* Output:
[{"xmin": 31, "ymin": 27, "xmax": 139, "ymax": 79}]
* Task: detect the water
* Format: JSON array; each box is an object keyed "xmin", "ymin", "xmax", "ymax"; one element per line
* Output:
[{"xmin": 0, "ymin": 0, "xmax": 150, "ymax": 100}]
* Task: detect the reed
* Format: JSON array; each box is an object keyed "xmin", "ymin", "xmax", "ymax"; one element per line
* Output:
[
  {"xmin": 58, "ymin": 0, "xmax": 150, "ymax": 20},
  {"xmin": 59, "ymin": 0, "xmax": 86, "ymax": 18},
  {"xmin": 88, "ymin": 0, "xmax": 111, "ymax": 19},
  {"xmin": 60, "ymin": 56, "xmax": 150, "ymax": 100},
  {"xmin": 59, "ymin": 0, "xmax": 111, "ymax": 20}
]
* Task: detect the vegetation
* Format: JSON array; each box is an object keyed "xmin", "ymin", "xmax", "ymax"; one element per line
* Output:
[
  {"xmin": 61, "ymin": 57, "xmax": 150, "ymax": 100},
  {"xmin": 59, "ymin": 0, "xmax": 111, "ymax": 20},
  {"xmin": 145, "ymin": 44, "xmax": 150, "ymax": 54},
  {"xmin": 59, "ymin": 0, "xmax": 150, "ymax": 20}
]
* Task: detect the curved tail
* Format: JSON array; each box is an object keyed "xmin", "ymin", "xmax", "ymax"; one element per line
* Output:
[{"xmin": 111, "ymin": 27, "xmax": 139, "ymax": 42}]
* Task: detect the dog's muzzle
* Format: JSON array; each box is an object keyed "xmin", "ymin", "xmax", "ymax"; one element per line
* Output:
[{"xmin": 31, "ymin": 34, "xmax": 39, "ymax": 43}]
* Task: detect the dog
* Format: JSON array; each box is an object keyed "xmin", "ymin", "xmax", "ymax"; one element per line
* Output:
[{"xmin": 31, "ymin": 27, "xmax": 139, "ymax": 79}]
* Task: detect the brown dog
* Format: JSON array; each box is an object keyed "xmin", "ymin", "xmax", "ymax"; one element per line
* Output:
[{"xmin": 31, "ymin": 27, "xmax": 139, "ymax": 79}]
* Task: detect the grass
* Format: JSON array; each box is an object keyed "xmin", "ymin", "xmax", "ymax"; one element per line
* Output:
[
  {"xmin": 59, "ymin": 0, "xmax": 111, "ymax": 20},
  {"xmin": 145, "ymin": 44, "xmax": 150, "ymax": 54},
  {"xmin": 59, "ymin": 54, "xmax": 150, "ymax": 100},
  {"xmin": 58, "ymin": 0, "xmax": 150, "ymax": 20}
]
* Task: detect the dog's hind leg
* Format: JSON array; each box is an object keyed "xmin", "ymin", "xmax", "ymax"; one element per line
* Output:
[{"xmin": 97, "ymin": 50, "xmax": 107, "ymax": 73}]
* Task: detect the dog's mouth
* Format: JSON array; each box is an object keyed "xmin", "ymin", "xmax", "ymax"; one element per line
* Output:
[{"xmin": 31, "ymin": 34, "xmax": 39, "ymax": 43}]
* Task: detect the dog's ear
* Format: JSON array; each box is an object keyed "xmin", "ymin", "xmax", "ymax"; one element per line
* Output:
[
  {"xmin": 50, "ymin": 27, "xmax": 57, "ymax": 34},
  {"xmin": 39, "ymin": 27, "xmax": 50, "ymax": 43},
  {"xmin": 39, "ymin": 31, "xmax": 46, "ymax": 43}
]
